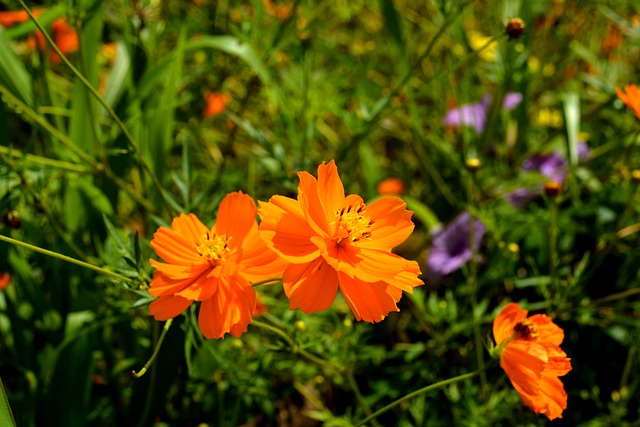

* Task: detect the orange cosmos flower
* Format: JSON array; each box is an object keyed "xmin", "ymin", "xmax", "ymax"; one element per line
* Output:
[
  {"xmin": 258, "ymin": 160, "xmax": 423, "ymax": 322},
  {"xmin": 493, "ymin": 302, "xmax": 572, "ymax": 420},
  {"xmin": 617, "ymin": 84, "xmax": 640, "ymax": 120},
  {"xmin": 148, "ymin": 191, "xmax": 286, "ymax": 339}
]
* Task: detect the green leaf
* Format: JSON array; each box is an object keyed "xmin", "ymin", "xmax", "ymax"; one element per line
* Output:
[
  {"xmin": 0, "ymin": 28, "xmax": 33, "ymax": 106},
  {"xmin": 0, "ymin": 377, "xmax": 16, "ymax": 427},
  {"xmin": 379, "ymin": 0, "xmax": 405, "ymax": 52}
]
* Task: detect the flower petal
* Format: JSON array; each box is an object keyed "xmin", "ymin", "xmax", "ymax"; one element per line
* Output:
[
  {"xmin": 149, "ymin": 294, "xmax": 192, "ymax": 320},
  {"xmin": 298, "ymin": 169, "xmax": 333, "ymax": 237},
  {"xmin": 529, "ymin": 313, "xmax": 565, "ymax": 346},
  {"xmin": 258, "ymin": 197, "xmax": 320, "ymax": 263},
  {"xmin": 239, "ymin": 225, "xmax": 288, "ymax": 282},
  {"xmin": 198, "ymin": 276, "xmax": 256, "ymax": 339},
  {"xmin": 493, "ymin": 302, "xmax": 529, "ymax": 345},
  {"xmin": 171, "ymin": 213, "xmax": 209, "ymax": 243},
  {"xmin": 537, "ymin": 376, "xmax": 568, "ymax": 420},
  {"xmin": 148, "ymin": 266, "xmax": 210, "ymax": 297},
  {"xmin": 356, "ymin": 197, "xmax": 414, "ymax": 250},
  {"xmin": 215, "ymin": 191, "xmax": 257, "ymax": 249},
  {"xmin": 338, "ymin": 272, "xmax": 401, "ymax": 322},
  {"xmin": 316, "ymin": 160, "xmax": 345, "ymax": 228},
  {"xmin": 176, "ymin": 274, "xmax": 219, "ymax": 301},
  {"xmin": 283, "ymin": 258, "xmax": 339, "ymax": 314},
  {"xmin": 151, "ymin": 226, "xmax": 201, "ymax": 264}
]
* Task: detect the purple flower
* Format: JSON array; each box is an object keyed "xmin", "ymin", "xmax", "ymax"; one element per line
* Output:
[
  {"xmin": 426, "ymin": 211, "xmax": 486, "ymax": 280},
  {"xmin": 522, "ymin": 152, "xmax": 567, "ymax": 183},
  {"xmin": 444, "ymin": 92, "xmax": 522, "ymax": 133},
  {"xmin": 506, "ymin": 141, "xmax": 590, "ymax": 208}
]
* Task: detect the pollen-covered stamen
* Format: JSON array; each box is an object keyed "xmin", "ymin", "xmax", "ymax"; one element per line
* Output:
[
  {"xmin": 334, "ymin": 203, "xmax": 374, "ymax": 245},
  {"xmin": 513, "ymin": 319, "xmax": 538, "ymax": 340},
  {"xmin": 195, "ymin": 231, "xmax": 231, "ymax": 265}
]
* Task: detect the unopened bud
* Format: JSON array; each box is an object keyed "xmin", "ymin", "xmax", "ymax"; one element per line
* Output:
[
  {"xmin": 632, "ymin": 169, "xmax": 640, "ymax": 183},
  {"xmin": 544, "ymin": 181, "xmax": 562, "ymax": 198},
  {"xmin": 506, "ymin": 18, "xmax": 526, "ymax": 40}
]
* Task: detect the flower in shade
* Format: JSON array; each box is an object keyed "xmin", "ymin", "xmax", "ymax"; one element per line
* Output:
[
  {"xmin": 258, "ymin": 160, "xmax": 423, "ymax": 322},
  {"xmin": 148, "ymin": 192, "xmax": 287, "ymax": 339},
  {"xmin": 616, "ymin": 84, "xmax": 640, "ymax": 120},
  {"xmin": 444, "ymin": 92, "xmax": 522, "ymax": 133},
  {"xmin": 203, "ymin": 92, "xmax": 230, "ymax": 118},
  {"xmin": 493, "ymin": 302, "xmax": 572, "ymax": 420},
  {"xmin": 376, "ymin": 177, "xmax": 405, "ymax": 195},
  {"xmin": 28, "ymin": 18, "xmax": 79, "ymax": 63},
  {"xmin": 425, "ymin": 211, "xmax": 485, "ymax": 280}
]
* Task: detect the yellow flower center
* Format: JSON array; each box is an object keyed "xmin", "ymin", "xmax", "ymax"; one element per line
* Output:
[
  {"xmin": 195, "ymin": 232, "xmax": 231, "ymax": 265},
  {"xmin": 335, "ymin": 203, "xmax": 374, "ymax": 245},
  {"xmin": 513, "ymin": 319, "xmax": 538, "ymax": 340}
]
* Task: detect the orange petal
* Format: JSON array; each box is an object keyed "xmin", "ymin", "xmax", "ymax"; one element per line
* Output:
[
  {"xmin": 537, "ymin": 376, "xmax": 568, "ymax": 420},
  {"xmin": 197, "ymin": 276, "xmax": 256, "ymax": 339},
  {"xmin": 215, "ymin": 192, "xmax": 257, "ymax": 249},
  {"xmin": 176, "ymin": 274, "xmax": 219, "ymax": 301},
  {"xmin": 151, "ymin": 226, "xmax": 201, "ymax": 264},
  {"xmin": 297, "ymin": 170, "xmax": 332, "ymax": 237},
  {"xmin": 501, "ymin": 341, "xmax": 546, "ymax": 396},
  {"xmin": 338, "ymin": 273, "xmax": 401, "ymax": 322},
  {"xmin": 283, "ymin": 258, "xmax": 339, "ymax": 314},
  {"xmin": 239, "ymin": 226, "xmax": 288, "ymax": 282},
  {"xmin": 357, "ymin": 197, "xmax": 415, "ymax": 250},
  {"xmin": 149, "ymin": 259, "xmax": 205, "ymax": 280},
  {"xmin": 493, "ymin": 302, "xmax": 528, "ymax": 345},
  {"xmin": 149, "ymin": 294, "xmax": 192, "ymax": 320},
  {"xmin": 528, "ymin": 313, "xmax": 565, "ymax": 346},
  {"xmin": 148, "ymin": 267, "xmax": 210, "ymax": 297},
  {"xmin": 316, "ymin": 160, "xmax": 345, "ymax": 229},
  {"xmin": 171, "ymin": 213, "xmax": 209, "ymax": 243},
  {"xmin": 258, "ymin": 197, "xmax": 320, "ymax": 263}
]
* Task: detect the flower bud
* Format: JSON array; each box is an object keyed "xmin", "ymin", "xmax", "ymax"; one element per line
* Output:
[
  {"xmin": 465, "ymin": 157, "xmax": 481, "ymax": 172},
  {"xmin": 506, "ymin": 18, "xmax": 526, "ymax": 40},
  {"xmin": 544, "ymin": 181, "xmax": 562, "ymax": 198}
]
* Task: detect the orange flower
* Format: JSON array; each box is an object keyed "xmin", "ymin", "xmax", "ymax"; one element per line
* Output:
[
  {"xmin": 258, "ymin": 160, "xmax": 423, "ymax": 322},
  {"xmin": 262, "ymin": 0, "xmax": 293, "ymax": 20},
  {"xmin": 376, "ymin": 177, "xmax": 405, "ymax": 195},
  {"xmin": 0, "ymin": 273, "xmax": 11, "ymax": 290},
  {"xmin": 148, "ymin": 192, "xmax": 286, "ymax": 339},
  {"xmin": 493, "ymin": 302, "xmax": 572, "ymax": 420},
  {"xmin": 617, "ymin": 84, "xmax": 640, "ymax": 120},
  {"xmin": 0, "ymin": 9, "xmax": 44, "ymax": 27},
  {"xmin": 28, "ymin": 18, "xmax": 79, "ymax": 63},
  {"xmin": 203, "ymin": 92, "xmax": 230, "ymax": 118}
]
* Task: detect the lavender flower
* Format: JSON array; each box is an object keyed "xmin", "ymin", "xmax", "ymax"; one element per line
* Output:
[
  {"xmin": 426, "ymin": 211, "xmax": 486, "ymax": 280},
  {"xmin": 444, "ymin": 92, "xmax": 522, "ymax": 133}
]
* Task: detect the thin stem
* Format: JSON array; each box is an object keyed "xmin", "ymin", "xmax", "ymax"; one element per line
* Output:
[
  {"xmin": 346, "ymin": 369, "xmax": 382, "ymax": 427},
  {"xmin": 467, "ymin": 175, "xmax": 488, "ymax": 402},
  {"xmin": 18, "ymin": 0, "xmax": 176, "ymax": 217},
  {"xmin": 355, "ymin": 370, "xmax": 482, "ymax": 427},
  {"xmin": 548, "ymin": 197, "xmax": 559, "ymax": 312},
  {"xmin": 252, "ymin": 320, "xmax": 344, "ymax": 373},
  {"xmin": 132, "ymin": 319, "xmax": 174, "ymax": 378},
  {"xmin": 0, "ymin": 234, "xmax": 133, "ymax": 282},
  {"xmin": 0, "ymin": 85, "xmax": 156, "ymax": 214},
  {"xmin": 0, "ymin": 145, "xmax": 90, "ymax": 173}
]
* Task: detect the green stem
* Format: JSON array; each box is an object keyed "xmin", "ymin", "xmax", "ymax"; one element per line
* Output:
[
  {"xmin": 132, "ymin": 319, "xmax": 173, "ymax": 378},
  {"xmin": 0, "ymin": 234, "xmax": 133, "ymax": 282},
  {"xmin": 548, "ymin": 197, "xmax": 559, "ymax": 312},
  {"xmin": 252, "ymin": 320, "xmax": 343, "ymax": 373},
  {"xmin": 467, "ymin": 174, "xmax": 488, "ymax": 402},
  {"xmin": 355, "ymin": 370, "xmax": 482, "ymax": 427},
  {"xmin": 18, "ymin": 0, "xmax": 176, "ymax": 217},
  {"xmin": 0, "ymin": 145, "xmax": 90, "ymax": 173},
  {"xmin": 346, "ymin": 369, "xmax": 382, "ymax": 427}
]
